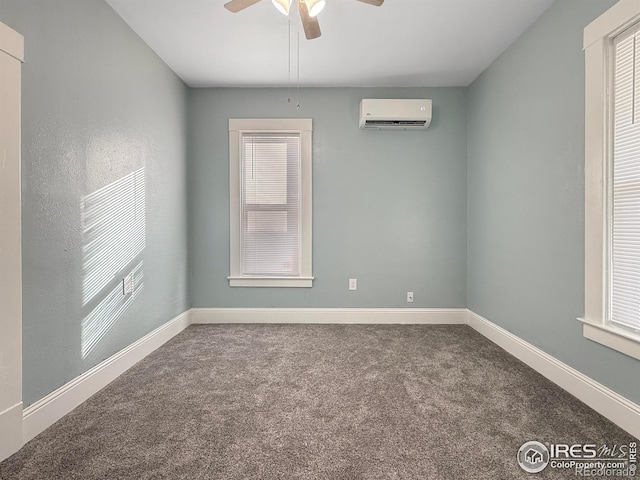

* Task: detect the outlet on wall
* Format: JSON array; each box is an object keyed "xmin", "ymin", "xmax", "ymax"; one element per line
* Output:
[
  {"xmin": 407, "ymin": 291, "xmax": 414, "ymax": 303},
  {"xmin": 123, "ymin": 273, "xmax": 133, "ymax": 295},
  {"xmin": 349, "ymin": 278, "xmax": 357, "ymax": 291}
]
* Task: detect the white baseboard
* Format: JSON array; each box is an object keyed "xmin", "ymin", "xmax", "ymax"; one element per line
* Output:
[
  {"xmin": 466, "ymin": 309, "xmax": 640, "ymax": 440},
  {"xmin": 22, "ymin": 310, "xmax": 191, "ymax": 443},
  {"xmin": 191, "ymin": 307, "xmax": 468, "ymax": 325},
  {"xmin": 0, "ymin": 402, "xmax": 23, "ymax": 462}
]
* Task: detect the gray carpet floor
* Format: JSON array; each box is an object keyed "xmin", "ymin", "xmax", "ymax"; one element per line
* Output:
[{"xmin": 0, "ymin": 324, "xmax": 636, "ymax": 479}]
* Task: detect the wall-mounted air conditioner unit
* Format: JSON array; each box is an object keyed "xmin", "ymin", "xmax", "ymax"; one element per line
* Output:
[{"xmin": 359, "ymin": 99, "xmax": 432, "ymax": 130}]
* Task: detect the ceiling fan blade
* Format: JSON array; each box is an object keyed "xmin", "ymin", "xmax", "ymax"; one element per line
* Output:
[
  {"xmin": 224, "ymin": 0, "xmax": 262, "ymax": 13},
  {"xmin": 355, "ymin": 0, "xmax": 384, "ymax": 5},
  {"xmin": 296, "ymin": 0, "xmax": 321, "ymax": 40}
]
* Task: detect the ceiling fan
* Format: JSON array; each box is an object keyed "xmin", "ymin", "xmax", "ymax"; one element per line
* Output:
[{"xmin": 223, "ymin": 0, "xmax": 384, "ymax": 40}]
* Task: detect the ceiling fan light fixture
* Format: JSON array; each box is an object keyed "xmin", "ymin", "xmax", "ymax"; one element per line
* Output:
[
  {"xmin": 272, "ymin": 0, "xmax": 292, "ymax": 15},
  {"xmin": 305, "ymin": 0, "xmax": 326, "ymax": 17}
]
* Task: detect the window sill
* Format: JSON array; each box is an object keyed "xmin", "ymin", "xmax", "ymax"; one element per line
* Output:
[
  {"xmin": 577, "ymin": 318, "xmax": 640, "ymax": 361},
  {"xmin": 228, "ymin": 276, "xmax": 314, "ymax": 288}
]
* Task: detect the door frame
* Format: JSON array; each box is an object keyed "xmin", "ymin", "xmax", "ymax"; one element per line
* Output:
[{"xmin": 0, "ymin": 20, "xmax": 24, "ymax": 462}]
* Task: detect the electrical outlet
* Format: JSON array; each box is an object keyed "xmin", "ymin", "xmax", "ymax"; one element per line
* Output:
[
  {"xmin": 349, "ymin": 278, "xmax": 357, "ymax": 291},
  {"xmin": 123, "ymin": 273, "xmax": 133, "ymax": 295},
  {"xmin": 407, "ymin": 291, "xmax": 414, "ymax": 303}
]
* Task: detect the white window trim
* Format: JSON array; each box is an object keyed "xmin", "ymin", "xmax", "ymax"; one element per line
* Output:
[
  {"xmin": 580, "ymin": 0, "xmax": 640, "ymax": 361},
  {"xmin": 227, "ymin": 118, "xmax": 313, "ymax": 288}
]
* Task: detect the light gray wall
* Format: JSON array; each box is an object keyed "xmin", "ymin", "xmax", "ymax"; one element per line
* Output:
[
  {"xmin": 0, "ymin": 0, "xmax": 190, "ymax": 406},
  {"xmin": 467, "ymin": 0, "xmax": 640, "ymax": 404},
  {"xmin": 189, "ymin": 88, "xmax": 467, "ymax": 308}
]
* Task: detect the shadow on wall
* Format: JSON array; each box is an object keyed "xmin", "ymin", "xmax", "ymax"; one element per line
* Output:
[{"xmin": 80, "ymin": 168, "xmax": 146, "ymax": 360}]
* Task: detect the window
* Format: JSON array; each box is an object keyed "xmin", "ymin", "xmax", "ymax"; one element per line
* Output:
[
  {"xmin": 610, "ymin": 27, "xmax": 640, "ymax": 334},
  {"xmin": 582, "ymin": 0, "xmax": 640, "ymax": 360},
  {"xmin": 228, "ymin": 119, "xmax": 313, "ymax": 287}
]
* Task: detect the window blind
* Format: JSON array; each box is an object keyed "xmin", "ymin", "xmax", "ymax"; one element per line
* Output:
[
  {"xmin": 241, "ymin": 133, "xmax": 301, "ymax": 276},
  {"xmin": 610, "ymin": 26, "xmax": 640, "ymax": 331}
]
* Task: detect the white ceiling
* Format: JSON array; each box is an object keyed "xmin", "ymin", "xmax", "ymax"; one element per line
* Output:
[{"xmin": 106, "ymin": 0, "xmax": 555, "ymax": 88}]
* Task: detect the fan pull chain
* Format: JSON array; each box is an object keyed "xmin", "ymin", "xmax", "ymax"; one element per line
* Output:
[
  {"xmin": 634, "ymin": 34, "xmax": 637, "ymax": 125},
  {"xmin": 287, "ymin": 18, "xmax": 292, "ymax": 104},
  {"xmin": 296, "ymin": 30, "xmax": 301, "ymax": 109}
]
